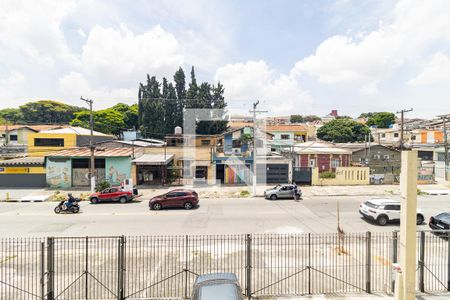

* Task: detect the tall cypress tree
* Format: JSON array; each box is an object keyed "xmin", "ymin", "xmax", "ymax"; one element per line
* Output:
[
  {"xmin": 173, "ymin": 67, "xmax": 186, "ymax": 128},
  {"xmin": 185, "ymin": 66, "xmax": 198, "ymax": 108}
]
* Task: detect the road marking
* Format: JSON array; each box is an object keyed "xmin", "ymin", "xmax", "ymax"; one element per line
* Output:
[{"xmin": 1, "ymin": 212, "xmax": 191, "ymax": 216}]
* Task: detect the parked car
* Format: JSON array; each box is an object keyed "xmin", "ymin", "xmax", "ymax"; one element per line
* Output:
[
  {"xmin": 359, "ymin": 199, "xmax": 425, "ymax": 226},
  {"xmin": 429, "ymin": 212, "xmax": 450, "ymax": 232},
  {"xmin": 89, "ymin": 187, "xmax": 134, "ymax": 204},
  {"xmin": 264, "ymin": 184, "xmax": 301, "ymax": 200},
  {"xmin": 149, "ymin": 189, "xmax": 199, "ymax": 210},
  {"xmin": 191, "ymin": 272, "xmax": 244, "ymax": 300}
]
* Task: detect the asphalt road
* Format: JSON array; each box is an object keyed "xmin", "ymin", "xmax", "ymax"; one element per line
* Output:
[{"xmin": 1, "ymin": 194, "xmax": 450, "ymax": 237}]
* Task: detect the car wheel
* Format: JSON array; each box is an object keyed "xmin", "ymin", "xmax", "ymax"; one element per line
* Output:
[
  {"xmin": 416, "ymin": 214, "xmax": 424, "ymax": 225},
  {"xmin": 152, "ymin": 203, "xmax": 162, "ymax": 210},
  {"xmin": 90, "ymin": 197, "xmax": 98, "ymax": 204},
  {"xmin": 184, "ymin": 202, "xmax": 193, "ymax": 210},
  {"xmin": 54, "ymin": 206, "xmax": 61, "ymax": 214},
  {"xmin": 377, "ymin": 215, "xmax": 388, "ymax": 226},
  {"xmin": 270, "ymin": 194, "xmax": 277, "ymax": 200},
  {"xmin": 119, "ymin": 196, "xmax": 127, "ymax": 204}
]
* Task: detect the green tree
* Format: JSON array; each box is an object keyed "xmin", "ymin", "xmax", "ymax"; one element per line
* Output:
[
  {"xmin": 185, "ymin": 66, "xmax": 198, "ymax": 108},
  {"xmin": 317, "ymin": 118, "xmax": 371, "ymax": 143},
  {"xmin": 19, "ymin": 100, "xmax": 85, "ymax": 124},
  {"xmin": 303, "ymin": 115, "xmax": 321, "ymax": 122},
  {"xmin": 366, "ymin": 112, "xmax": 395, "ymax": 128},
  {"xmin": 173, "ymin": 67, "xmax": 186, "ymax": 127},
  {"xmin": 358, "ymin": 112, "xmax": 375, "ymax": 118},
  {"xmin": 0, "ymin": 108, "xmax": 24, "ymax": 124},
  {"xmin": 70, "ymin": 109, "xmax": 125, "ymax": 135},
  {"xmin": 124, "ymin": 104, "xmax": 139, "ymax": 129},
  {"xmin": 290, "ymin": 115, "xmax": 304, "ymax": 123},
  {"xmin": 138, "ymin": 75, "xmax": 165, "ymax": 138}
]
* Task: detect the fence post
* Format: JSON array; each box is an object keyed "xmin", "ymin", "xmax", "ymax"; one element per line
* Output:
[
  {"xmin": 391, "ymin": 231, "xmax": 398, "ymax": 294},
  {"xmin": 46, "ymin": 237, "xmax": 54, "ymax": 300},
  {"xmin": 447, "ymin": 231, "xmax": 450, "ymax": 291},
  {"xmin": 308, "ymin": 233, "xmax": 311, "ymax": 295},
  {"xmin": 419, "ymin": 231, "xmax": 425, "ymax": 292},
  {"xmin": 246, "ymin": 234, "xmax": 252, "ymax": 300},
  {"xmin": 118, "ymin": 236, "xmax": 125, "ymax": 300},
  {"xmin": 366, "ymin": 231, "xmax": 371, "ymax": 293},
  {"xmin": 85, "ymin": 236, "xmax": 89, "ymax": 300},
  {"xmin": 184, "ymin": 235, "xmax": 189, "ymax": 299},
  {"xmin": 40, "ymin": 241, "xmax": 45, "ymax": 300}
]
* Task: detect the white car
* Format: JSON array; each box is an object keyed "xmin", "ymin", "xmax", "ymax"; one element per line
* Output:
[{"xmin": 359, "ymin": 199, "xmax": 425, "ymax": 226}]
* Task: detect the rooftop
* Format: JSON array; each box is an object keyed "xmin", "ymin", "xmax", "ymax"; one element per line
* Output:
[
  {"xmin": 0, "ymin": 157, "xmax": 45, "ymax": 166},
  {"xmin": 266, "ymin": 124, "xmax": 307, "ymax": 132},
  {"xmin": 47, "ymin": 147, "xmax": 133, "ymax": 157},
  {"xmin": 39, "ymin": 126, "xmax": 112, "ymax": 136},
  {"xmin": 0, "ymin": 124, "xmax": 66, "ymax": 132},
  {"xmin": 289, "ymin": 141, "xmax": 352, "ymax": 155}
]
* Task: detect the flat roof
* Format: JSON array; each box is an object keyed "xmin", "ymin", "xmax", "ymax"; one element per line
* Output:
[
  {"xmin": 47, "ymin": 147, "xmax": 133, "ymax": 157},
  {"xmin": 132, "ymin": 153, "xmax": 174, "ymax": 165}
]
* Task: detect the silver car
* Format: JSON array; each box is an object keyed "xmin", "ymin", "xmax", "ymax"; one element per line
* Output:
[
  {"xmin": 264, "ymin": 184, "xmax": 301, "ymax": 200},
  {"xmin": 191, "ymin": 273, "xmax": 244, "ymax": 300}
]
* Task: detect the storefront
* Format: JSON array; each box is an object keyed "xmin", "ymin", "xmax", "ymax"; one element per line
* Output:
[
  {"xmin": 132, "ymin": 153, "xmax": 174, "ymax": 185},
  {"xmin": 0, "ymin": 157, "xmax": 46, "ymax": 187},
  {"xmin": 45, "ymin": 148, "xmax": 133, "ymax": 188}
]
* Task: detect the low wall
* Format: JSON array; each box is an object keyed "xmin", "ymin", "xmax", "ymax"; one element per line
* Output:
[{"xmin": 312, "ymin": 167, "xmax": 370, "ymax": 186}]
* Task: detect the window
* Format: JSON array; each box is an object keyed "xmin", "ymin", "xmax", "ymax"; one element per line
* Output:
[
  {"xmin": 411, "ymin": 135, "xmax": 416, "ymax": 140},
  {"xmin": 331, "ymin": 159, "xmax": 340, "ymax": 168},
  {"xmin": 201, "ymin": 139, "xmax": 211, "ymax": 146},
  {"xmin": 383, "ymin": 155, "xmax": 390, "ymax": 160},
  {"xmin": 373, "ymin": 154, "xmax": 381, "ymax": 159},
  {"xmin": 280, "ymin": 134, "xmax": 290, "ymax": 140},
  {"xmin": 394, "ymin": 133, "xmax": 399, "ymax": 138},
  {"xmin": 9, "ymin": 134, "xmax": 18, "ymax": 141},
  {"xmin": 381, "ymin": 133, "xmax": 386, "ymax": 138},
  {"xmin": 309, "ymin": 159, "xmax": 316, "ymax": 168},
  {"xmin": 110, "ymin": 188, "xmax": 118, "ymax": 193},
  {"xmin": 232, "ymin": 139, "xmax": 241, "ymax": 148},
  {"xmin": 34, "ymin": 138, "xmax": 64, "ymax": 147},
  {"xmin": 384, "ymin": 205, "xmax": 400, "ymax": 211}
]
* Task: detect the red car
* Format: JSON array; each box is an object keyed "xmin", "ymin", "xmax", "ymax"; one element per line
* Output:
[
  {"xmin": 149, "ymin": 189, "xmax": 199, "ymax": 210},
  {"xmin": 89, "ymin": 187, "xmax": 134, "ymax": 204}
]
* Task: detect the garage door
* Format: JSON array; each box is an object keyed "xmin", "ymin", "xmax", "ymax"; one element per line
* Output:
[{"xmin": 256, "ymin": 164, "xmax": 289, "ymax": 183}]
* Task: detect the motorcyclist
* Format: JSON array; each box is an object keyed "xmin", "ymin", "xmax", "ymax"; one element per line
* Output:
[{"xmin": 65, "ymin": 193, "xmax": 76, "ymax": 209}]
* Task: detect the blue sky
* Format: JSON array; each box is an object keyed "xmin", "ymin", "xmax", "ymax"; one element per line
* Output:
[{"xmin": 1, "ymin": 0, "xmax": 449, "ymax": 118}]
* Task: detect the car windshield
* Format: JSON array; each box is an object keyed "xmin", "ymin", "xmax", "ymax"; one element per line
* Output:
[
  {"xmin": 436, "ymin": 213, "xmax": 450, "ymax": 222},
  {"xmin": 198, "ymin": 283, "xmax": 239, "ymax": 300},
  {"xmin": 273, "ymin": 185, "xmax": 281, "ymax": 190},
  {"xmin": 364, "ymin": 201, "xmax": 379, "ymax": 209}
]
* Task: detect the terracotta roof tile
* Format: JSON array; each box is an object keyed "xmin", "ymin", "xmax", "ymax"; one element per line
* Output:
[{"xmin": 46, "ymin": 147, "xmax": 133, "ymax": 157}]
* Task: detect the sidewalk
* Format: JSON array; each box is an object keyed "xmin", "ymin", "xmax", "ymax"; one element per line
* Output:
[
  {"xmin": 276, "ymin": 293, "xmax": 450, "ymax": 299},
  {"xmin": 1, "ymin": 182, "xmax": 450, "ymax": 201}
]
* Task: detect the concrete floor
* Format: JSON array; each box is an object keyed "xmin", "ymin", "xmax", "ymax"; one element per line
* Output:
[{"xmin": 1, "ymin": 194, "xmax": 449, "ymax": 237}]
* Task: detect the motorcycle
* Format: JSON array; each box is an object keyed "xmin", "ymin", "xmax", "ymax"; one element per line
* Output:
[{"xmin": 54, "ymin": 198, "xmax": 80, "ymax": 214}]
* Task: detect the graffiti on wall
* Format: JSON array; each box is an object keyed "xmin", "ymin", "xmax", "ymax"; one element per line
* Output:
[
  {"xmin": 105, "ymin": 157, "xmax": 131, "ymax": 185},
  {"xmin": 46, "ymin": 158, "xmax": 71, "ymax": 188}
]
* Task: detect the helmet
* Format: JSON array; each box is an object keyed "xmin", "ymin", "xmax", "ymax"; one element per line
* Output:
[{"xmin": 68, "ymin": 193, "xmax": 72, "ymax": 197}]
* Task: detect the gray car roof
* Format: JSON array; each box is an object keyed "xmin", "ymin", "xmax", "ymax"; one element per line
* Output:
[
  {"xmin": 195, "ymin": 273, "xmax": 238, "ymax": 285},
  {"xmin": 198, "ymin": 283, "xmax": 239, "ymax": 300}
]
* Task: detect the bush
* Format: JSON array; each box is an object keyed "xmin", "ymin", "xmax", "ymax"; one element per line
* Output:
[
  {"xmin": 320, "ymin": 171, "xmax": 336, "ymax": 179},
  {"xmin": 96, "ymin": 181, "xmax": 111, "ymax": 192},
  {"xmin": 240, "ymin": 190, "xmax": 250, "ymax": 197}
]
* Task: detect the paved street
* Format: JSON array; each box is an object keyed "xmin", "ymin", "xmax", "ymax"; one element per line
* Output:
[{"xmin": 1, "ymin": 193, "xmax": 449, "ymax": 237}]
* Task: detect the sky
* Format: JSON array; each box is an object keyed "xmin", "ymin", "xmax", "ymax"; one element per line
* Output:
[{"xmin": 1, "ymin": 0, "xmax": 450, "ymax": 118}]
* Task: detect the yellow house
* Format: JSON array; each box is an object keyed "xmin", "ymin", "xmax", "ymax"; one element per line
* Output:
[{"xmin": 27, "ymin": 127, "xmax": 114, "ymax": 157}]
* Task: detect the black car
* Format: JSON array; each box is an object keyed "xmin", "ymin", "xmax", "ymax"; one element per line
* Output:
[{"xmin": 429, "ymin": 212, "xmax": 450, "ymax": 232}]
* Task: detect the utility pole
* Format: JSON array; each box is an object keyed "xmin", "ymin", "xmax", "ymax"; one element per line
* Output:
[
  {"xmin": 4, "ymin": 118, "xmax": 9, "ymax": 146},
  {"xmin": 438, "ymin": 115, "xmax": 449, "ymax": 181},
  {"xmin": 249, "ymin": 101, "xmax": 267, "ymax": 196},
  {"xmin": 80, "ymin": 97, "xmax": 95, "ymax": 192},
  {"xmin": 396, "ymin": 108, "xmax": 413, "ymax": 151}
]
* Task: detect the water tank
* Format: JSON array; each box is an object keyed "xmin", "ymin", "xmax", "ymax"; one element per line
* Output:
[{"xmin": 174, "ymin": 126, "xmax": 182, "ymax": 134}]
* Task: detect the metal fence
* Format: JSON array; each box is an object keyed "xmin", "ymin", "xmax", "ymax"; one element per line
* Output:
[{"xmin": 1, "ymin": 231, "xmax": 449, "ymax": 300}]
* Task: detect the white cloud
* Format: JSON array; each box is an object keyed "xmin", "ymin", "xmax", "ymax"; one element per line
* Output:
[
  {"xmin": 292, "ymin": 0, "xmax": 450, "ymax": 94},
  {"xmin": 81, "ymin": 24, "xmax": 184, "ymax": 83},
  {"xmin": 0, "ymin": 71, "xmax": 25, "ymax": 107},
  {"xmin": 0, "ymin": 0, "xmax": 79, "ymax": 67},
  {"xmin": 59, "ymin": 72, "xmax": 135, "ymax": 108},
  {"xmin": 408, "ymin": 52, "xmax": 450, "ymax": 86},
  {"xmin": 215, "ymin": 60, "xmax": 312, "ymax": 115}
]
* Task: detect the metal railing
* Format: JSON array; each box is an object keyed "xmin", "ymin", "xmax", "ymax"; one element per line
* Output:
[{"xmin": 1, "ymin": 231, "xmax": 449, "ymax": 299}]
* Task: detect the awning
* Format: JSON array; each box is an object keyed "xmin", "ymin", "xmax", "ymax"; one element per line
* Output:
[{"xmin": 132, "ymin": 154, "xmax": 174, "ymax": 165}]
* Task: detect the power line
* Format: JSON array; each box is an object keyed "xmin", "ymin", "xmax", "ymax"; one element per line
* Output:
[{"xmin": 396, "ymin": 108, "xmax": 413, "ymax": 151}]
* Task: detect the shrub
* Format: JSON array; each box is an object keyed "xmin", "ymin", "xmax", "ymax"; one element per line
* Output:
[
  {"xmin": 320, "ymin": 171, "xmax": 336, "ymax": 179},
  {"xmin": 240, "ymin": 190, "xmax": 250, "ymax": 197},
  {"xmin": 96, "ymin": 181, "xmax": 111, "ymax": 192}
]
